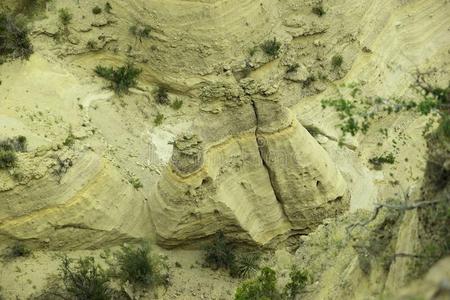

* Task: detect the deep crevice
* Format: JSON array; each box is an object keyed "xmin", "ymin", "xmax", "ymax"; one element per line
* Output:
[{"xmin": 250, "ymin": 100, "xmax": 292, "ymax": 225}]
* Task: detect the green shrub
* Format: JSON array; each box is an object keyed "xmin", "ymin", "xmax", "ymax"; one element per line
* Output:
[
  {"xmin": 154, "ymin": 113, "xmax": 164, "ymax": 126},
  {"xmin": 59, "ymin": 256, "xmax": 113, "ymax": 300},
  {"xmin": 230, "ymin": 253, "xmax": 260, "ymax": 278},
  {"xmin": 283, "ymin": 268, "xmax": 308, "ymax": 300},
  {"xmin": 92, "ymin": 6, "xmax": 102, "ymax": 15},
  {"xmin": 0, "ymin": 136, "xmax": 27, "ymax": 152},
  {"xmin": 312, "ymin": 5, "xmax": 326, "ymax": 16},
  {"xmin": 58, "ymin": 8, "xmax": 72, "ymax": 26},
  {"xmin": 0, "ymin": 150, "xmax": 17, "ymax": 169},
  {"xmin": 204, "ymin": 231, "xmax": 236, "ymax": 270},
  {"xmin": 129, "ymin": 177, "xmax": 143, "ymax": 189},
  {"xmin": 171, "ymin": 99, "xmax": 183, "ymax": 110},
  {"xmin": 129, "ymin": 24, "xmax": 152, "ymax": 41},
  {"xmin": 155, "ymin": 86, "xmax": 169, "ymax": 105},
  {"xmin": 7, "ymin": 242, "xmax": 31, "ymax": 258},
  {"xmin": 331, "ymin": 54, "xmax": 343, "ymax": 69},
  {"xmin": 235, "ymin": 267, "xmax": 281, "ymax": 300},
  {"xmin": 115, "ymin": 244, "xmax": 169, "ymax": 287},
  {"xmin": 368, "ymin": 153, "xmax": 395, "ymax": 168},
  {"xmin": 16, "ymin": 0, "xmax": 50, "ymax": 16},
  {"xmin": 94, "ymin": 63, "xmax": 142, "ymax": 94},
  {"xmin": 0, "ymin": 14, "xmax": 33, "ymax": 59},
  {"xmin": 260, "ymin": 38, "xmax": 281, "ymax": 57},
  {"xmin": 105, "ymin": 2, "xmax": 112, "ymax": 13},
  {"xmin": 286, "ymin": 63, "xmax": 299, "ymax": 73}
]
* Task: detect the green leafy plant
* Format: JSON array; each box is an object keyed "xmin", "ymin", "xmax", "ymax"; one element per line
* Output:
[
  {"xmin": 129, "ymin": 177, "xmax": 143, "ymax": 189},
  {"xmin": 58, "ymin": 8, "xmax": 72, "ymax": 26},
  {"xmin": 312, "ymin": 4, "xmax": 326, "ymax": 16},
  {"xmin": 0, "ymin": 14, "xmax": 33, "ymax": 59},
  {"xmin": 230, "ymin": 253, "xmax": 261, "ymax": 278},
  {"xmin": 92, "ymin": 6, "xmax": 102, "ymax": 15},
  {"xmin": 204, "ymin": 231, "xmax": 236, "ymax": 270},
  {"xmin": 286, "ymin": 63, "xmax": 299, "ymax": 73},
  {"xmin": 171, "ymin": 99, "xmax": 183, "ymax": 110},
  {"xmin": 154, "ymin": 113, "xmax": 164, "ymax": 126},
  {"xmin": 7, "ymin": 242, "xmax": 31, "ymax": 258},
  {"xmin": 95, "ymin": 63, "xmax": 142, "ymax": 94},
  {"xmin": 368, "ymin": 153, "xmax": 395, "ymax": 168},
  {"xmin": 331, "ymin": 54, "xmax": 343, "ymax": 69},
  {"xmin": 234, "ymin": 267, "xmax": 281, "ymax": 300},
  {"xmin": 283, "ymin": 268, "xmax": 308, "ymax": 300},
  {"xmin": 260, "ymin": 38, "xmax": 281, "ymax": 57},
  {"xmin": 59, "ymin": 256, "xmax": 113, "ymax": 300},
  {"xmin": 115, "ymin": 244, "xmax": 169, "ymax": 287},
  {"xmin": 129, "ymin": 24, "xmax": 152, "ymax": 42}
]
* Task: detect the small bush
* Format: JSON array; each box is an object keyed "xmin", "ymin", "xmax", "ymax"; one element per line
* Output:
[
  {"xmin": 86, "ymin": 40, "xmax": 97, "ymax": 50},
  {"xmin": 129, "ymin": 177, "xmax": 143, "ymax": 189},
  {"xmin": 0, "ymin": 150, "xmax": 17, "ymax": 169},
  {"xmin": 286, "ymin": 63, "xmax": 299, "ymax": 73},
  {"xmin": 115, "ymin": 244, "xmax": 169, "ymax": 287},
  {"xmin": 0, "ymin": 136, "xmax": 27, "ymax": 152},
  {"xmin": 154, "ymin": 113, "xmax": 164, "ymax": 126},
  {"xmin": 105, "ymin": 2, "xmax": 112, "ymax": 13},
  {"xmin": 129, "ymin": 24, "xmax": 151, "ymax": 41},
  {"xmin": 368, "ymin": 153, "xmax": 395, "ymax": 168},
  {"xmin": 16, "ymin": 0, "xmax": 50, "ymax": 16},
  {"xmin": 155, "ymin": 86, "xmax": 169, "ymax": 105},
  {"xmin": 0, "ymin": 14, "xmax": 33, "ymax": 59},
  {"xmin": 230, "ymin": 253, "xmax": 260, "ymax": 278},
  {"xmin": 7, "ymin": 242, "xmax": 31, "ymax": 258},
  {"xmin": 234, "ymin": 267, "xmax": 280, "ymax": 300},
  {"xmin": 95, "ymin": 63, "xmax": 142, "ymax": 94},
  {"xmin": 331, "ymin": 54, "xmax": 343, "ymax": 69},
  {"xmin": 58, "ymin": 8, "xmax": 72, "ymax": 26},
  {"xmin": 283, "ymin": 268, "xmax": 308, "ymax": 300},
  {"xmin": 312, "ymin": 5, "xmax": 326, "ymax": 16},
  {"xmin": 260, "ymin": 38, "xmax": 281, "ymax": 57},
  {"xmin": 171, "ymin": 99, "xmax": 183, "ymax": 110},
  {"xmin": 92, "ymin": 6, "xmax": 102, "ymax": 15},
  {"xmin": 59, "ymin": 256, "xmax": 113, "ymax": 300},
  {"xmin": 204, "ymin": 231, "xmax": 236, "ymax": 270}
]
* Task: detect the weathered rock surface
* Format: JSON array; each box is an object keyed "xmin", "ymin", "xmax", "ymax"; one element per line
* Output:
[{"xmin": 151, "ymin": 101, "xmax": 349, "ymax": 247}]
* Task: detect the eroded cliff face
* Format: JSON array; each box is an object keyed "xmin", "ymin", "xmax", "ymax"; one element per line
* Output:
[
  {"xmin": 0, "ymin": 0, "xmax": 449, "ymax": 299},
  {"xmin": 151, "ymin": 100, "xmax": 348, "ymax": 247}
]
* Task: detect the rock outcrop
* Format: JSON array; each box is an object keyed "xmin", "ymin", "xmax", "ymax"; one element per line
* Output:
[{"xmin": 150, "ymin": 101, "xmax": 349, "ymax": 247}]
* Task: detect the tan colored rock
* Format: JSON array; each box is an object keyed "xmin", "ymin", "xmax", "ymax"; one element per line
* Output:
[{"xmin": 151, "ymin": 101, "xmax": 349, "ymax": 246}]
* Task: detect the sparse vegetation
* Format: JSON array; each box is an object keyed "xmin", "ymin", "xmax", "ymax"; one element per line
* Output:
[
  {"xmin": 155, "ymin": 86, "xmax": 169, "ymax": 105},
  {"xmin": 283, "ymin": 268, "xmax": 308, "ymax": 300},
  {"xmin": 171, "ymin": 99, "xmax": 183, "ymax": 110},
  {"xmin": 204, "ymin": 231, "xmax": 236, "ymax": 271},
  {"xmin": 16, "ymin": 0, "xmax": 50, "ymax": 16},
  {"xmin": 286, "ymin": 63, "xmax": 299, "ymax": 73},
  {"xmin": 94, "ymin": 63, "xmax": 142, "ymax": 94},
  {"xmin": 129, "ymin": 177, "xmax": 143, "ymax": 189},
  {"xmin": 129, "ymin": 24, "xmax": 152, "ymax": 42},
  {"xmin": 154, "ymin": 113, "xmax": 164, "ymax": 126},
  {"xmin": 260, "ymin": 38, "xmax": 281, "ymax": 57},
  {"xmin": 58, "ymin": 256, "xmax": 113, "ymax": 300},
  {"xmin": 368, "ymin": 153, "xmax": 395, "ymax": 168},
  {"xmin": 86, "ymin": 40, "xmax": 97, "ymax": 50},
  {"xmin": 331, "ymin": 54, "xmax": 343, "ymax": 69},
  {"xmin": 115, "ymin": 244, "xmax": 169, "ymax": 288},
  {"xmin": 7, "ymin": 242, "xmax": 31, "ymax": 258},
  {"xmin": 235, "ymin": 267, "xmax": 280, "ymax": 300},
  {"xmin": 58, "ymin": 8, "xmax": 72, "ymax": 26},
  {"xmin": 0, "ymin": 14, "xmax": 33, "ymax": 59},
  {"xmin": 92, "ymin": 6, "xmax": 102, "ymax": 15},
  {"xmin": 230, "ymin": 253, "xmax": 261, "ymax": 279},
  {"xmin": 0, "ymin": 136, "xmax": 27, "ymax": 169},
  {"xmin": 105, "ymin": 2, "xmax": 113, "ymax": 13},
  {"xmin": 312, "ymin": 4, "xmax": 326, "ymax": 17}
]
